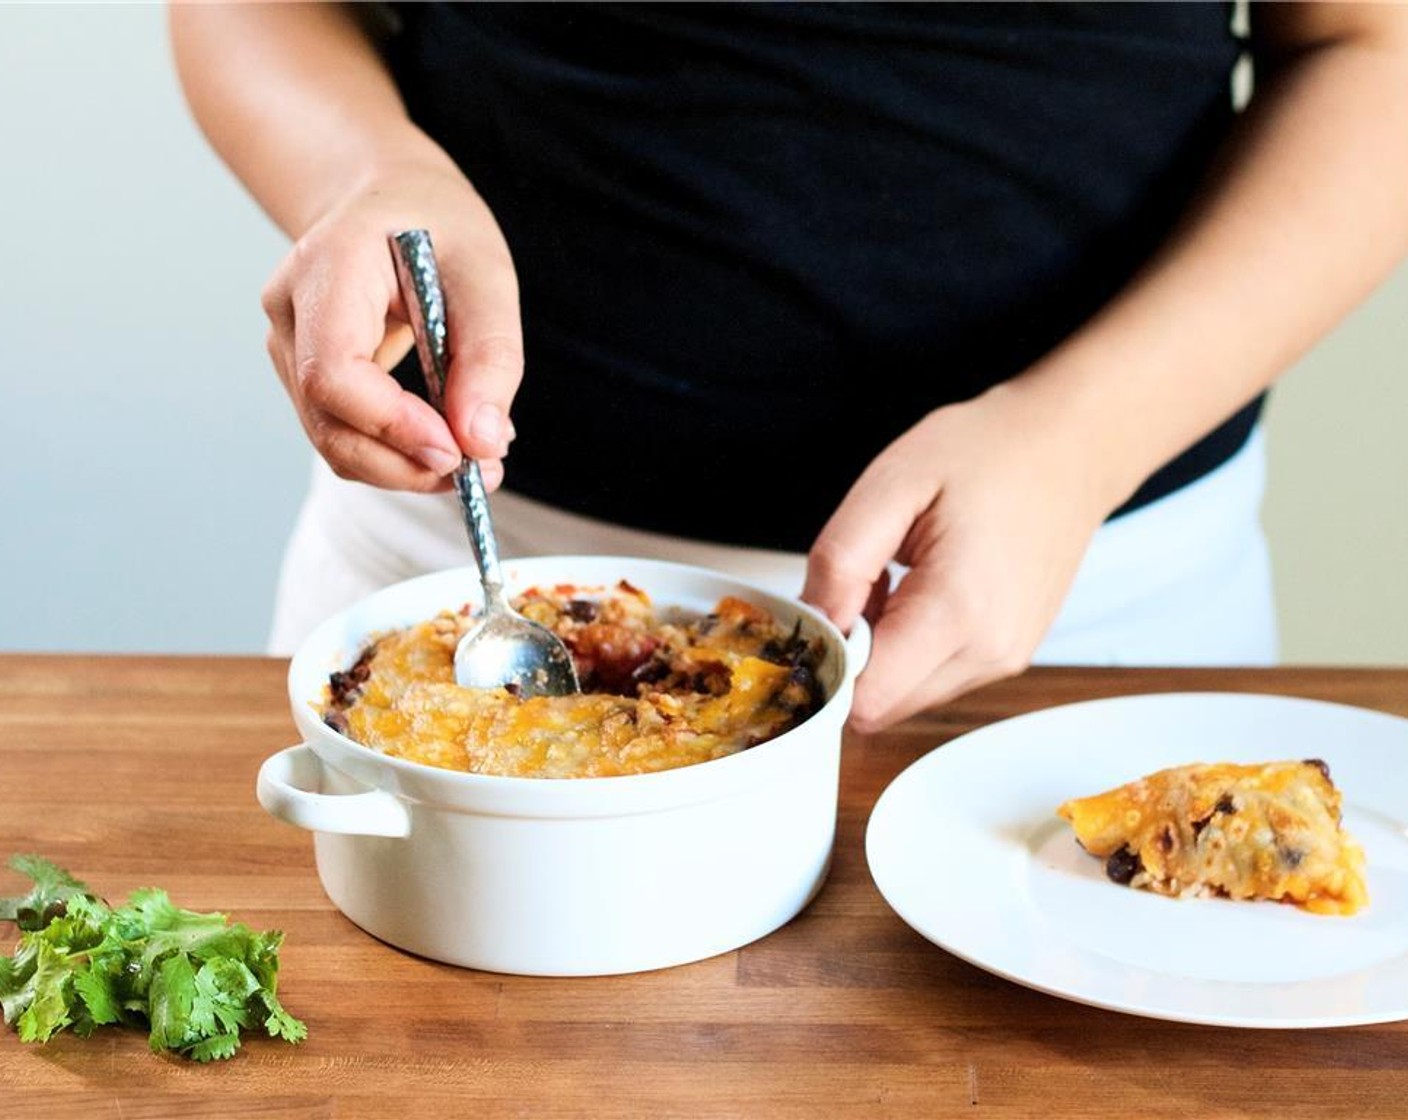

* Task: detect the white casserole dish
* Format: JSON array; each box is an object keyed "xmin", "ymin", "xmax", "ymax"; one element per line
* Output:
[{"xmin": 256, "ymin": 555, "xmax": 870, "ymax": 976}]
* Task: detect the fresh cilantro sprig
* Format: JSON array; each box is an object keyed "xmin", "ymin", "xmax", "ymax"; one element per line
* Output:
[
  {"xmin": 0, "ymin": 853, "xmax": 94, "ymax": 931},
  {"xmin": 0, "ymin": 855, "xmax": 306, "ymax": 1061}
]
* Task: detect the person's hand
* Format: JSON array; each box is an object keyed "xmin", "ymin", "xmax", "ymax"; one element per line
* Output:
[
  {"xmin": 802, "ymin": 384, "xmax": 1126, "ymax": 732},
  {"xmin": 260, "ymin": 156, "xmax": 521, "ymax": 491}
]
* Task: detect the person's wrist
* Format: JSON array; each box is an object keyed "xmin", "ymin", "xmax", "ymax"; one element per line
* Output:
[
  {"xmin": 360, "ymin": 131, "xmax": 464, "ymax": 192},
  {"xmin": 292, "ymin": 127, "xmax": 462, "ymax": 235},
  {"xmin": 979, "ymin": 369, "xmax": 1146, "ymax": 523}
]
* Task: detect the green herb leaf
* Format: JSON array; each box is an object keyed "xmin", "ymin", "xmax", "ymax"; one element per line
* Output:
[
  {"xmin": 0, "ymin": 856, "xmax": 306, "ymax": 1060},
  {"xmin": 73, "ymin": 962, "xmax": 122, "ymax": 1027},
  {"xmin": 148, "ymin": 952, "xmax": 199, "ymax": 1053},
  {"xmin": 15, "ymin": 941, "xmax": 74, "ymax": 1043},
  {"xmin": 262, "ymin": 1000, "xmax": 308, "ymax": 1044},
  {"xmin": 194, "ymin": 958, "xmax": 258, "ymax": 1036},
  {"xmin": 0, "ymin": 855, "xmax": 94, "ymax": 931},
  {"xmin": 186, "ymin": 1031, "xmax": 241, "ymax": 1062},
  {"xmin": 0, "ymin": 942, "xmax": 38, "ymax": 1028}
]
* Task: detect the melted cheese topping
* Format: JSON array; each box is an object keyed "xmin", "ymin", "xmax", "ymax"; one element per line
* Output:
[
  {"xmin": 323, "ymin": 585, "xmax": 824, "ymax": 778},
  {"xmin": 1058, "ymin": 761, "xmax": 1368, "ymax": 915}
]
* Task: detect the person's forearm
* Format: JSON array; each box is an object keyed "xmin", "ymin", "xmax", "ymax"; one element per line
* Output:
[
  {"xmin": 1001, "ymin": 7, "xmax": 1408, "ymax": 512},
  {"xmin": 169, "ymin": 2, "xmax": 455, "ymax": 237}
]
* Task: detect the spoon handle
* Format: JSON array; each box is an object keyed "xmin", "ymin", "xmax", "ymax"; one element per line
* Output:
[{"xmin": 389, "ymin": 229, "xmax": 506, "ymax": 604}]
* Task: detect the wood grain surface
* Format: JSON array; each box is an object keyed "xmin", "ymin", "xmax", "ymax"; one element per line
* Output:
[{"xmin": 1, "ymin": 655, "xmax": 1405, "ymax": 1119}]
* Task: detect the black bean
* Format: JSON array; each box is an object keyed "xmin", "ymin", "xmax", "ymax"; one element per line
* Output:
[
  {"xmin": 631, "ymin": 657, "xmax": 671, "ymax": 686},
  {"xmin": 40, "ymin": 900, "xmax": 69, "ymax": 925},
  {"xmin": 565, "ymin": 599, "xmax": 599, "ymax": 623},
  {"xmin": 761, "ymin": 621, "xmax": 810, "ymax": 667},
  {"xmin": 1194, "ymin": 793, "xmax": 1237, "ymax": 838},
  {"xmin": 691, "ymin": 669, "xmax": 731, "ymax": 696},
  {"xmin": 328, "ymin": 644, "xmax": 376, "ymax": 705},
  {"xmin": 1105, "ymin": 846, "xmax": 1143, "ymax": 885}
]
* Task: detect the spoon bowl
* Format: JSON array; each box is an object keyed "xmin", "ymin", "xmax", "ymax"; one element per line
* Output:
[
  {"xmin": 453, "ymin": 604, "xmax": 580, "ymax": 696},
  {"xmin": 390, "ymin": 228, "xmax": 580, "ymax": 698}
]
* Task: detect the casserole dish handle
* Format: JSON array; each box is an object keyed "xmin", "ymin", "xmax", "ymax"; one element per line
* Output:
[{"xmin": 257, "ymin": 744, "xmax": 411, "ymax": 838}]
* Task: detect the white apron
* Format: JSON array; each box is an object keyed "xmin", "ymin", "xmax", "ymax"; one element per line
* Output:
[{"xmin": 268, "ymin": 430, "xmax": 1277, "ymax": 668}]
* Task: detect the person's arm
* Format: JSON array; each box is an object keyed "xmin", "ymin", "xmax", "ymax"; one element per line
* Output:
[
  {"xmin": 804, "ymin": 3, "xmax": 1408, "ymax": 731},
  {"xmin": 169, "ymin": 2, "xmax": 520, "ymax": 490}
]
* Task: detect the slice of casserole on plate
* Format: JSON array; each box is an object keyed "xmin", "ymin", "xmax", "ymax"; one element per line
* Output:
[{"xmin": 1057, "ymin": 759, "xmax": 1368, "ymax": 915}]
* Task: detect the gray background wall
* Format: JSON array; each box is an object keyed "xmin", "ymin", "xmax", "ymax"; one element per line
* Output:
[{"xmin": 2, "ymin": 5, "xmax": 1405, "ymax": 663}]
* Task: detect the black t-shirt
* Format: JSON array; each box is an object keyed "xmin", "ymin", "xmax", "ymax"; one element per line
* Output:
[{"xmin": 387, "ymin": 2, "xmax": 1259, "ymax": 551}]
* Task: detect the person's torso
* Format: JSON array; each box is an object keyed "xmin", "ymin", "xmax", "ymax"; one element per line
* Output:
[{"xmin": 389, "ymin": 2, "xmax": 1255, "ymax": 549}]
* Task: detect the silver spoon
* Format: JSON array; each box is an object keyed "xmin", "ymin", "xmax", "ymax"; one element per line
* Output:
[{"xmin": 389, "ymin": 229, "xmax": 580, "ymax": 698}]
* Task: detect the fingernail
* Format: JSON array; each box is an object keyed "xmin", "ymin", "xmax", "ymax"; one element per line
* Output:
[
  {"xmin": 505, "ymin": 417, "xmax": 517, "ymax": 442},
  {"xmin": 470, "ymin": 402, "xmax": 509, "ymax": 452},
  {"xmin": 416, "ymin": 446, "xmax": 461, "ymax": 475}
]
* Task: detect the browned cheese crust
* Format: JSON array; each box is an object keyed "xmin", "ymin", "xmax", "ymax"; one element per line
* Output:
[
  {"xmin": 322, "ymin": 582, "xmax": 825, "ymax": 778},
  {"xmin": 1058, "ymin": 760, "xmax": 1368, "ymax": 915}
]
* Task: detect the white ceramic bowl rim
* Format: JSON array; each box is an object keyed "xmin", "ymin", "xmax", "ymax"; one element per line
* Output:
[{"xmin": 287, "ymin": 556, "xmax": 869, "ymax": 813}]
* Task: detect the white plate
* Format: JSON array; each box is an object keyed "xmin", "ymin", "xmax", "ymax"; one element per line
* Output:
[{"xmin": 865, "ymin": 692, "xmax": 1408, "ymax": 1028}]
